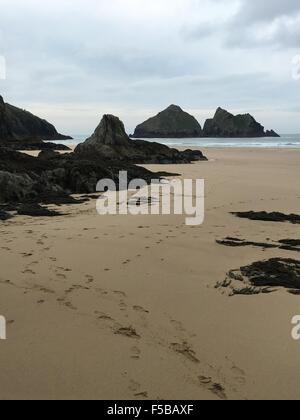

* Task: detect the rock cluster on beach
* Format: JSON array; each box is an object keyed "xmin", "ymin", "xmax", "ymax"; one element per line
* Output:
[
  {"xmin": 0, "ymin": 95, "xmax": 72, "ymax": 150},
  {"xmin": 75, "ymin": 114, "xmax": 207, "ymax": 164},
  {"xmin": 0, "ymin": 144, "xmax": 157, "ymax": 206},
  {"xmin": 216, "ymin": 258, "xmax": 300, "ymax": 296},
  {"xmin": 132, "ymin": 105, "xmax": 280, "ymax": 139},
  {"xmin": 0, "ymin": 114, "xmax": 207, "ymax": 218}
]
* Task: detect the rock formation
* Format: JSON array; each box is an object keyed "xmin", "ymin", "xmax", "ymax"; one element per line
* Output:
[
  {"xmin": 203, "ymin": 108, "xmax": 280, "ymax": 138},
  {"xmin": 216, "ymin": 258, "xmax": 300, "ymax": 296},
  {"xmin": 231, "ymin": 211, "xmax": 300, "ymax": 224},
  {"xmin": 216, "ymin": 237, "xmax": 300, "ymax": 252},
  {"xmin": 0, "ymin": 144, "xmax": 176, "ymax": 220},
  {"xmin": 132, "ymin": 105, "xmax": 203, "ymax": 138},
  {"xmin": 76, "ymin": 114, "xmax": 207, "ymax": 164},
  {"xmin": 0, "ymin": 95, "xmax": 72, "ymax": 147}
]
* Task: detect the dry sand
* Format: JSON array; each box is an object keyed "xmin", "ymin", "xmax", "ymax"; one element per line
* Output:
[{"xmin": 0, "ymin": 147, "xmax": 300, "ymax": 400}]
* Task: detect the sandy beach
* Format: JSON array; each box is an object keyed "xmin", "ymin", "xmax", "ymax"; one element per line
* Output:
[{"xmin": 0, "ymin": 147, "xmax": 299, "ymax": 400}]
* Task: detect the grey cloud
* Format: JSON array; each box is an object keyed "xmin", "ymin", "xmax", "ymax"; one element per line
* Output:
[
  {"xmin": 235, "ymin": 0, "xmax": 300, "ymax": 24},
  {"xmin": 0, "ymin": 0, "xmax": 300, "ymax": 133}
]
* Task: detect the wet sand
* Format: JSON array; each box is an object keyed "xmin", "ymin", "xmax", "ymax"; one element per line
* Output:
[{"xmin": 0, "ymin": 147, "xmax": 300, "ymax": 400}]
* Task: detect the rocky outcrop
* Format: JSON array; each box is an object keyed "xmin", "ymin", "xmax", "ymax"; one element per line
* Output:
[
  {"xmin": 231, "ymin": 211, "xmax": 300, "ymax": 224},
  {"xmin": 76, "ymin": 114, "xmax": 207, "ymax": 163},
  {"xmin": 0, "ymin": 145, "xmax": 170, "ymax": 216},
  {"xmin": 216, "ymin": 258, "xmax": 300, "ymax": 296},
  {"xmin": 0, "ymin": 95, "xmax": 72, "ymax": 146},
  {"xmin": 132, "ymin": 105, "xmax": 203, "ymax": 138},
  {"xmin": 216, "ymin": 237, "xmax": 300, "ymax": 252},
  {"xmin": 203, "ymin": 108, "xmax": 280, "ymax": 138}
]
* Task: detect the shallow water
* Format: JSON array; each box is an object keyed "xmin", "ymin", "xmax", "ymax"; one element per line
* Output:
[{"xmin": 48, "ymin": 134, "xmax": 300, "ymax": 148}]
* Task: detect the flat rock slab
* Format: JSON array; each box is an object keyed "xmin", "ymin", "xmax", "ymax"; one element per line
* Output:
[
  {"xmin": 17, "ymin": 204, "xmax": 63, "ymax": 217},
  {"xmin": 216, "ymin": 237, "xmax": 300, "ymax": 252},
  {"xmin": 231, "ymin": 211, "xmax": 300, "ymax": 224}
]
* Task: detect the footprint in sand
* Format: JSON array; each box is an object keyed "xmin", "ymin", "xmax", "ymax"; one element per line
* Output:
[
  {"xmin": 38, "ymin": 286, "xmax": 55, "ymax": 294},
  {"xmin": 170, "ymin": 319, "xmax": 185, "ymax": 333},
  {"xmin": 133, "ymin": 306, "xmax": 149, "ymax": 314},
  {"xmin": 198, "ymin": 376, "xmax": 227, "ymax": 400},
  {"xmin": 21, "ymin": 253, "xmax": 33, "ymax": 258},
  {"xmin": 56, "ymin": 273, "xmax": 67, "ymax": 279},
  {"xmin": 85, "ymin": 275, "xmax": 94, "ymax": 284},
  {"xmin": 57, "ymin": 267, "xmax": 72, "ymax": 273},
  {"xmin": 61, "ymin": 300, "xmax": 77, "ymax": 311},
  {"xmin": 114, "ymin": 291, "xmax": 127, "ymax": 298},
  {"xmin": 119, "ymin": 301, "xmax": 127, "ymax": 311},
  {"xmin": 95, "ymin": 311, "xmax": 114, "ymax": 322},
  {"xmin": 114, "ymin": 326, "xmax": 140, "ymax": 339},
  {"xmin": 131, "ymin": 346, "xmax": 141, "ymax": 360},
  {"xmin": 170, "ymin": 342, "xmax": 199, "ymax": 364},
  {"xmin": 128, "ymin": 380, "xmax": 140, "ymax": 392},
  {"xmin": 225, "ymin": 357, "xmax": 246, "ymax": 385},
  {"xmin": 128, "ymin": 380, "xmax": 148, "ymax": 398},
  {"xmin": 134, "ymin": 392, "xmax": 148, "ymax": 399},
  {"xmin": 22, "ymin": 269, "xmax": 36, "ymax": 275}
]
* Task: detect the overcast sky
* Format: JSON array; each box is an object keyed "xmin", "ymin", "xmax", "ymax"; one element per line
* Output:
[{"xmin": 1, "ymin": 0, "xmax": 300, "ymax": 134}]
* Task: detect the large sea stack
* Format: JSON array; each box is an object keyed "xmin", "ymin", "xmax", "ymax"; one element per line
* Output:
[
  {"xmin": 76, "ymin": 114, "xmax": 207, "ymax": 164},
  {"xmin": 132, "ymin": 105, "xmax": 203, "ymax": 138},
  {"xmin": 0, "ymin": 95, "xmax": 72, "ymax": 148},
  {"xmin": 203, "ymin": 108, "xmax": 280, "ymax": 138}
]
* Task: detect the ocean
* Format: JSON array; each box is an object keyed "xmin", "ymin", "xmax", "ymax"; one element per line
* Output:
[{"xmin": 51, "ymin": 134, "xmax": 300, "ymax": 148}]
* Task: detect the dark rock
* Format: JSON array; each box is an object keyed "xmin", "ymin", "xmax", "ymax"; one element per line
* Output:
[
  {"xmin": 231, "ymin": 211, "xmax": 300, "ymax": 224},
  {"xmin": 76, "ymin": 114, "xmax": 207, "ymax": 164},
  {"xmin": 216, "ymin": 258, "xmax": 300, "ymax": 296},
  {"xmin": 0, "ymin": 96, "xmax": 72, "ymax": 146},
  {"xmin": 203, "ymin": 108, "xmax": 279, "ymax": 138},
  {"xmin": 17, "ymin": 204, "xmax": 63, "ymax": 217},
  {"xmin": 278, "ymin": 239, "xmax": 300, "ymax": 252},
  {"xmin": 265, "ymin": 130, "xmax": 280, "ymax": 138},
  {"xmin": 279, "ymin": 239, "xmax": 300, "ymax": 247},
  {"xmin": 132, "ymin": 105, "xmax": 203, "ymax": 138},
  {"xmin": 10, "ymin": 142, "xmax": 71, "ymax": 151},
  {"xmin": 0, "ymin": 170, "xmax": 39, "ymax": 203},
  {"xmin": 0, "ymin": 209, "xmax": 12, "ymax": 221},
  {"xmin": 216, "ymin": 237, "xmax": 278, "ymax": 250},
  {"xmin": 0, "ymin": 145, "xmax": 168, "ymax": 208},
  {"xmin": 38, "ymin": 150, "xmax": 61, "ymax": 160},
  {"xmin": 0, "ymin": 113, "xmax": 207, "ymax": 221},
  {"xmin": 217, "ymin": 237, "xmax": 300, "ymax": 252}
]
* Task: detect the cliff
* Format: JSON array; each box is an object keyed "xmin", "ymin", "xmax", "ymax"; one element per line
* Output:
[{"xmin": 0, "ymin": 95, "xmax": 72, "ymax": 145}]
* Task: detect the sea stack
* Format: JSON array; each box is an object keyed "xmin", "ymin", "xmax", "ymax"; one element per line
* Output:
[
  {"xmin": 203, "ymin": 107, "xmax": 280, "ymax": 138},
  {"xmin": 77, "ymin": 114, "xmax": 130, "ymax": 150},
  {"xmin": 76, "ymin": 114, "xmax": 207, "ymax": 163},
  {"xmin": 132, "ymin": 105, "xmax": 203, "ymax": 138},
  {"xmin": 0, "ymin": 95, "xmax": 72, "ymax": 145}
]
